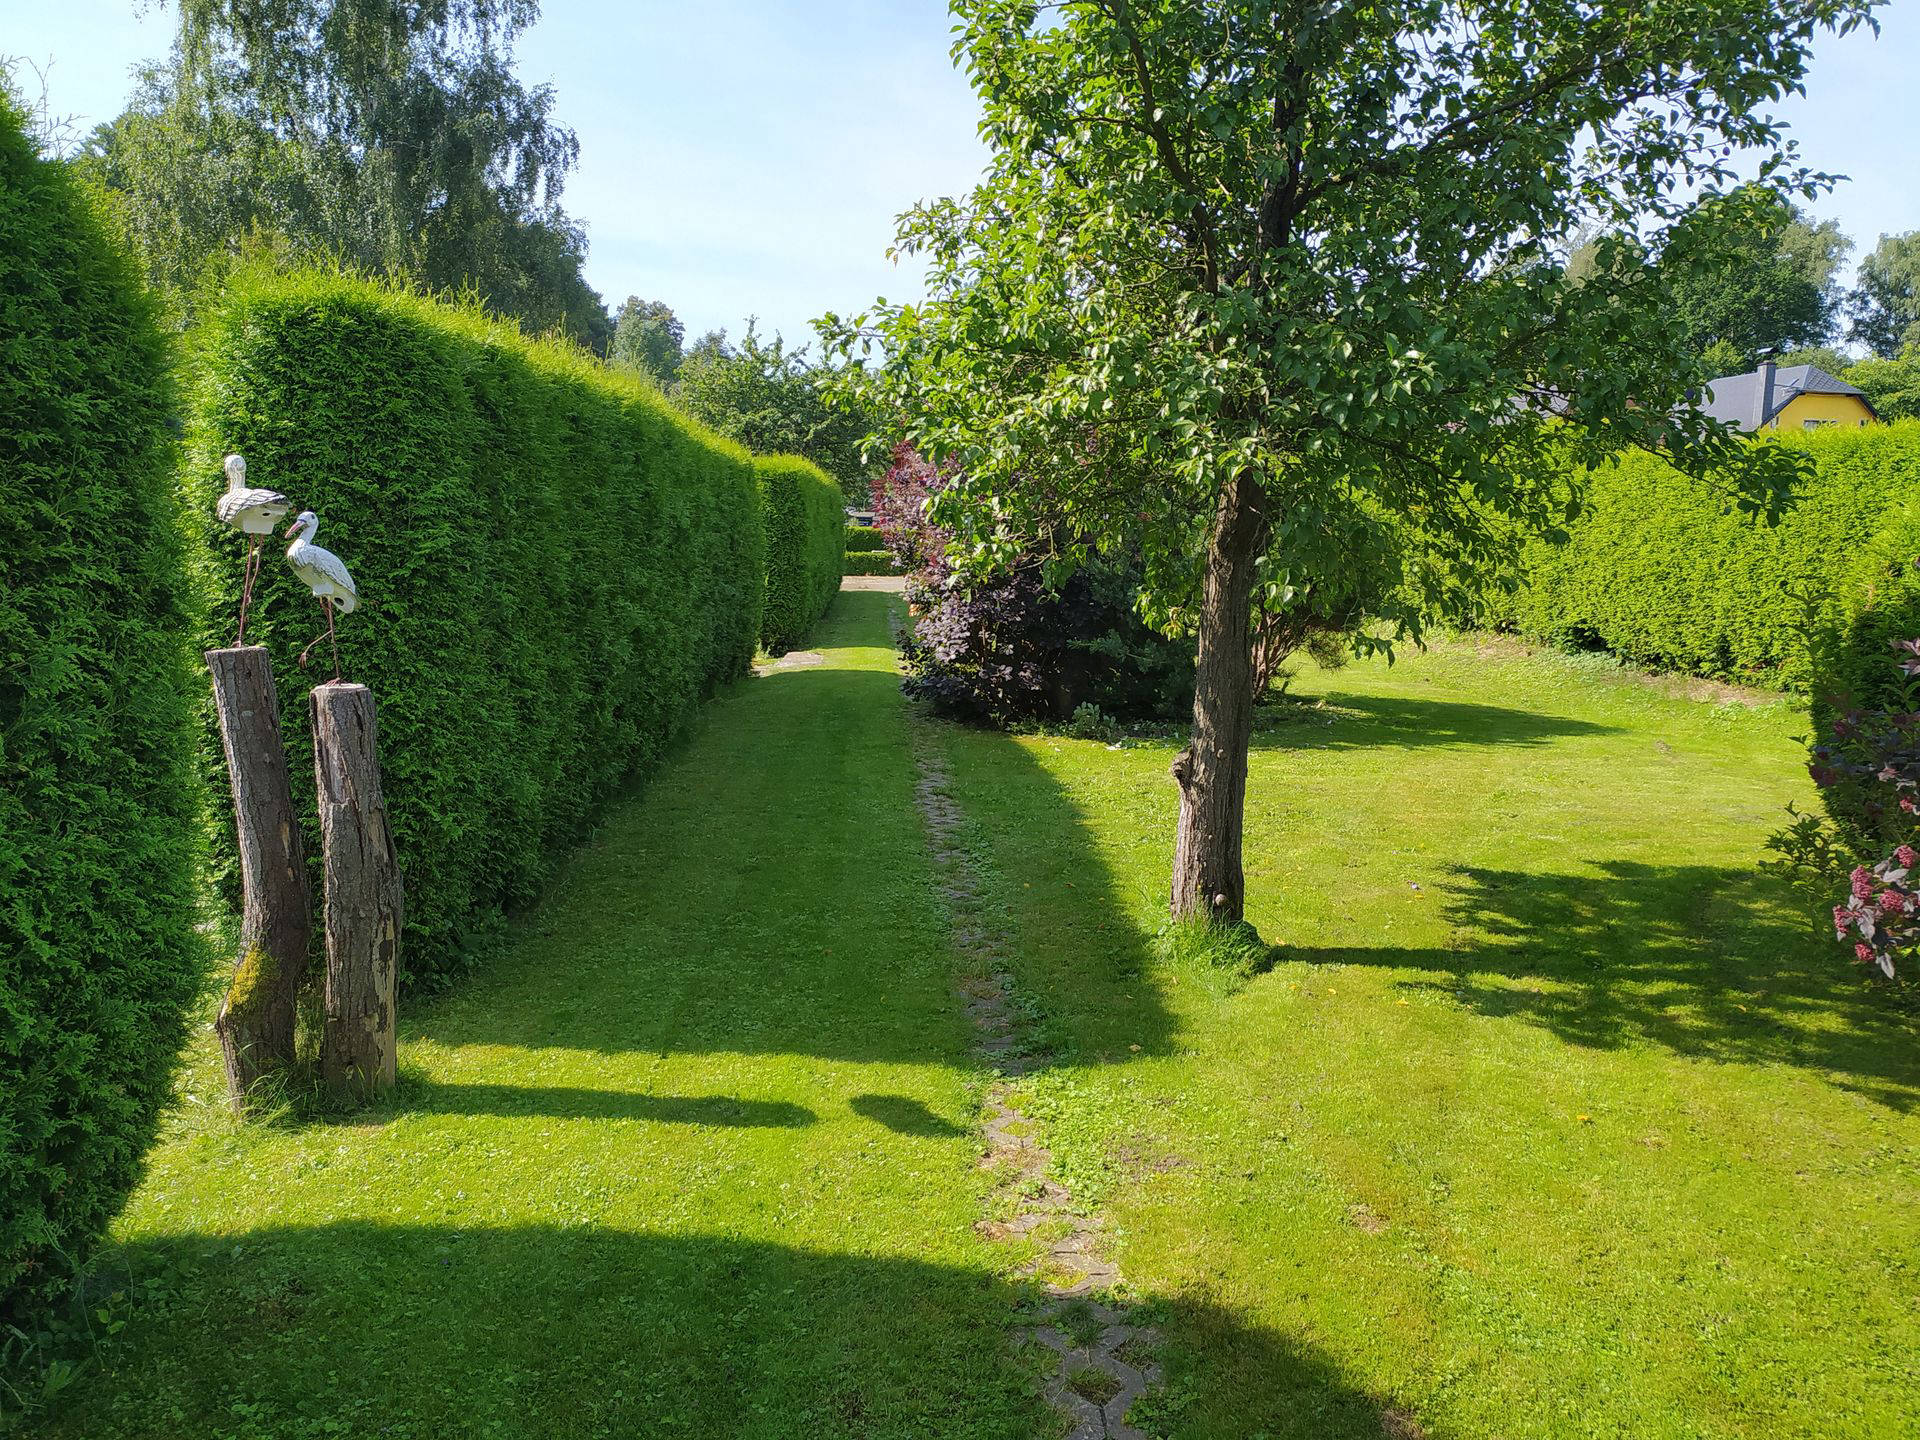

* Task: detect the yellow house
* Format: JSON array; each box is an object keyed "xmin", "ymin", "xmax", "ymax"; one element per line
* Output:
[{"xmin": 1701, "ymin": 360, "xmax": 1878, "ymax": 432}]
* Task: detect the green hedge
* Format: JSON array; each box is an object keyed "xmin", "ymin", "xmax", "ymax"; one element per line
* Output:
[
  {"xmin": 844, "ymin": 550, "xmax": 901, "ymax": 576},
  {"xmin": 1495, "ymin": 422, "xmax": 1920, "ymax": 690},
  {"xmin": 1, "ymin": 98, "xmax": 202, "ymax": 1325},
  {"xmin": 846, "ymin": 524, "xmax": 884, "ymax": 550},
  {"xmin": 186, "ymin": 271, "xmax": 765, "ymax": 990},
  {"xmin": 758, "ymin": 454, "xmax": 844, "ymax": 652}
]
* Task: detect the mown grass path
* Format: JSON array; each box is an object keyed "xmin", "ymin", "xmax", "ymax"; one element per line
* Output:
[{"xmin": 45, "ymin": 591, "xmax": 1054, "ymax": 1440}]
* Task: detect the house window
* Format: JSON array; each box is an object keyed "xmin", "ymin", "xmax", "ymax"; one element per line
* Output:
[{"xmin": 1803, "ymin": 418, "xmax": 1836, "ymax": 429}]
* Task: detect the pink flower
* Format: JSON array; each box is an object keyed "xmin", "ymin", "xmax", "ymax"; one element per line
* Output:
[
  {"xmin": 1879, "ymin": 890, "xmax": 1908, "ymax": 914},
  {"xmin": 1903, "ymin": 795, "xmax": 1919, "ymax": 814},
  {"xmin": 1898, "ymin": 845, "xmax": 1918, "ymax": 869},
  {"xmin": 1852, "ymin": 867, "xmax": 1876, "ymax": 900},
  {"xmin": 1855, "ymin": 942, "xmax": 1876, "ymax": 963}
]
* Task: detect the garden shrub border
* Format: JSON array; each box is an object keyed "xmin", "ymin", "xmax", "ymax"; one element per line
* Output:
[
  {"xmin": 1490, "ymin": 421, "xmax": 1920, "ymax": 694},
  {"xmin": 758, "ymin": 454, "xmax": 844, "ymax": 651},
  {"xmin": 184, "ymin": 270, "xmax": 766, "ymax": 993},
  {"xmin": 1, "ymin": 96, "xmax": 203, "ymax": 1328}
]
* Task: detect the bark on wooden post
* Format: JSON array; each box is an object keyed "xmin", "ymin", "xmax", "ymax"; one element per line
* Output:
[
  {"xmin": 311, "ymin": 682, "xmax": 402, "ymax": 1100},
  {"xmin": 206, "ymin": 645, "xmax": 311, "ymax": 1111}
]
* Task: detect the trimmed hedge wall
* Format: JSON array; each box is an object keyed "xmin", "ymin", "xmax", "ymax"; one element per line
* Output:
[
  {"xmin": 1493, "ymin": 422, "xmax": 1920, "ymax": 691},
  {"xmin": 844, "ymin": 550, "xmax": 900, "ymax": 576},
  {"xmin": 186, "ymin": 272, "xmax": 765, "ymax": 990},
  {"xmin": 1, "ymin": 99, "xmax": 202, "ymax": 1324},
  {"xmin": 846, "ymin": 524, "xmax": 884, "ymax": 550},
  {"xmin": 758, "ymin": 454, "xmax": 844, "ymax": 652}
]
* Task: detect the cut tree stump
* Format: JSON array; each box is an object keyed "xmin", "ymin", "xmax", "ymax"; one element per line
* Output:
[
  {"xmin": 206, "ymin": 645, "xmax": 311, "ymax": 1112},
  {"xmin": 311, "ymin": 682, "xmax": 402, "ymax": 1100}
]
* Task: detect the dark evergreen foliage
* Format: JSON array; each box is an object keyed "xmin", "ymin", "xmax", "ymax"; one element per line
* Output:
[{"xmin": 0, "ymin": 96, "xmax": 203, "ymax": 1326}]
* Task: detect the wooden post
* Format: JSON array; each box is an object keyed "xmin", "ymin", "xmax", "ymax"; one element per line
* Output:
[
  {"xmin": 206, "ymin": 645, "xmax": 311, "ymax": 1111},
  {"xmin": 311, "ymin": 682, "xmax": 402, "ymax": 1100}
]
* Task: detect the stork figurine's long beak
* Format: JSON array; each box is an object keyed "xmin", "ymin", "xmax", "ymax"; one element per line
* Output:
[{"xmin": 285, "ymin": 517, "xmax": 301, "ymax": 537}]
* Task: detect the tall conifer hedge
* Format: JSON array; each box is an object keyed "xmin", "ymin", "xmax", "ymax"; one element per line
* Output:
[
  {"xmin": 1493, "ymin": 422, "xmax": 1920, "ymax": 694},
  {"xmin": 185, "ymin": 272, "xmax": 766, "ymax": 989},
  {"xmin": 757, "ymin": 454, "xmax": 844, "ymax": 653},
  {"xmin": 0, "ymin": 98, "xmax": 202, "ymax": 1324}
]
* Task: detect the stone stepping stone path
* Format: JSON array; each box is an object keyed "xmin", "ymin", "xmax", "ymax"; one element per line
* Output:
[{"xmin": 910, "ymin": 727, "xmax": 1164, "ymax": 1439}]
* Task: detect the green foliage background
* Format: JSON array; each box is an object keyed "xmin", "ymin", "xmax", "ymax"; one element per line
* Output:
[
  {"xmin": 185, "ymin": 271, "xmax": 765, "ymax": 989},
  {"xmin": 0, "ymin": 97, "xmax": 203, "ymax": 1325},
  {"xmin": 1489, "ymin": 422, "xmax": 1920, "ymax": 693},
  {"xmin": 756, "ymin": 455, "xmax": 844, "ymax": 653}
]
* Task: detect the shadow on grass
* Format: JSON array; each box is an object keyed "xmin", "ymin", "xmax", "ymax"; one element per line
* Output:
[
  {"xmin": 1301, "ymin": 862, "xmax": 1920, "ymax": 1110},
  {"xmin": 52, "ymin": 1225, "xmax": 1411, "ymax": 1440},
  {"xmin": 1251, "ymin": 692, "xmax": 1619, "ymax": 751},
  {"xmin": 389, "ymin": 1079, "xmax": 818, "ymax": 1127},
  {"xmin": 849, "ymin": 1093, "xmax": 967, "ymax": 1138}
]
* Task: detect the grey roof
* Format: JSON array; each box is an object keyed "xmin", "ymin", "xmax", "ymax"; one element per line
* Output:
[{"xmin": 1700, "ymin": 363, "xmax": 1870, "ymax": 431}]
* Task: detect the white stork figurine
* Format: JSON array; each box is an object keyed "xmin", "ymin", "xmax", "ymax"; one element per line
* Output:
[
  {"xmin": 214, "ymin": 453, "xmax": 292, "ymax": 646},
  {"xmin": 283, "ymin": 510, "xmax": 359, "ymax": 682}
]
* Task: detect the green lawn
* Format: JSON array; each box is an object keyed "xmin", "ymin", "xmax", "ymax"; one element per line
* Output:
[
  {"xmin": 36, "ymin": 599, "xmax": 1918, "ymax": 1439},
  {"xmin": 40, "ymin": 592, "xmax": 1052, "ymax": 1440},
  {"xmin": 932, "ymin": 640, "xmax": 1919, "ymax": 1439}
]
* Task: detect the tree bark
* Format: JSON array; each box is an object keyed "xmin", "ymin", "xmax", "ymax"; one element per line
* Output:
[
  {"xmin": 311, "ymin": 682, "xmax": 403, "ymax": 1101},
  {"xmin": 206, "ymin": 646, "xmax": 311, "ymax": 1111},
  {"xmin": 1170, "ymin": 469, "xmax": 1269, "ymax": 925}
]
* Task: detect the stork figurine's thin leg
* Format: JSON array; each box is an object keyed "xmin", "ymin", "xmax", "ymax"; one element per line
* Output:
[
  {"xmin": 235, "ymin": 540, "xmax": 262, "ymax": 647},
  {"xmin": 298, "ymin": 598, "xmax": 341, "ymax": 680},
  {"xmin": 298, "ymin": 597, "xmax": 329, "ymax": 672}
]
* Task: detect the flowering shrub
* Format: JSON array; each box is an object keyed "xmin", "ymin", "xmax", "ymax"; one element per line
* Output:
[{"xmin": 1770, "ymin": 637, "xmax": 1920, "ymax": 980}]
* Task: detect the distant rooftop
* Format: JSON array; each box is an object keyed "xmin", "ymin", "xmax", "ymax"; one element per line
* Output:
[{"xmin": 1700, "ymin": 362, "xmax": 1870, "ymax": 431}]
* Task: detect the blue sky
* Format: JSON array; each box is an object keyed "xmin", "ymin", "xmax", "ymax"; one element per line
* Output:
[{"xmin": 8, "ymin": 1, "xmax": 1916, "ymax": 350}]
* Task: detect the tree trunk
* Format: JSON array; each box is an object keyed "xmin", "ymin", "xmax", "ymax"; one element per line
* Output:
[
  {"xmin": 206, "ymin": 645, "xmax": 311, "ymax": 1111},
  {"xmin": 311, "ymin": 682, "xmax": 403, "ymax": 1101},
  {"xmin": 1170, "ymin": 469, "xmax": 1269, "ymax": 925}
]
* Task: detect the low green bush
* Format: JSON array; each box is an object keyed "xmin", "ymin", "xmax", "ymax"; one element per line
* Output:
[
  {"xmin": 1, "ymin": 96, "xmax": 202, "ymax": 1327},
  {"xmin": 758, "ymin": 454, "xmax": 843, "ymax": 652},
  {"xmin": 846, "ymin": 524, "xmax": 884, "ymax": 550},
  {"xmin": 844, "ymin": 550, "xmax": 899, "ymax": 576},
  {"xmin": 1497, "ymin": 422, "xmax": 1920, "ymax": 690},
  {"xmin": 185, "ymin": 270, "xmax": 765, "ymax": 991}
]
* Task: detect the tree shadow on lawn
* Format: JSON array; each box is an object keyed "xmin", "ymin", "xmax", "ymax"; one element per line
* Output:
[
  {"xmin": 385, "ymin": 1078, "xmax": 819, "ymax": 1127},
  {"xmin": 54, "ymin": 1224, "xmax": 1414, "ymax": 1440},
  {"xmin": 1301, "ymin": 861, "xmax": 1919, "ymax": 1109},
  {"xmin": 850, "ymin": 1093, "xmax": 968, "ymax": 1138},
  {"xmin": 1249, "ymin": 692, "xmax": 1620, "ymax": 752}
]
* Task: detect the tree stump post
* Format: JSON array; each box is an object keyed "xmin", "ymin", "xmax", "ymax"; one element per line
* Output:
[
  {"xmin": 311, "ymin": 682, "xmax": 402, "ymax": 1100},
  {"xmin": 206, "ymin": 645, "xmax": 311, "ymax": 1112}
]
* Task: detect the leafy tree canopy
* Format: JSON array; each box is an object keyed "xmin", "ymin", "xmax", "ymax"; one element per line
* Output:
[
  {"xmin": 1662, "ymin": 192, "xmax": 1849, "ymax": 371},
  {"xmin": 610, "ymin": 296, "xmax": 685, "ymax": 386},
  {"xmin": 1849, "ymin": 231, "xmax": 1920, "ymax": 358},
  {"xmin": 79, "ymin": 0, "xmax": 609, "ymax": 346},
  {"xmin": 827, "ymin": 0, "xmax": 1876, "ymax": 924},
  {"xmin": 676, "ymin": 322, "xmax": 882, "ymax": 503},
  {"xmin": 1844, "ymin": 346, "xmax": 1920, "ymax": 422}
]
